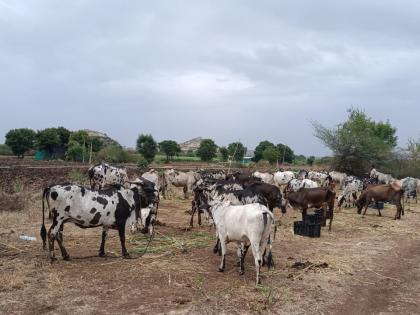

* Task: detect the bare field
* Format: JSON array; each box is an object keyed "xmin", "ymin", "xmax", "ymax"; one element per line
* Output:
[{"xmin": 0, "ymin": 163, "xmax": 420, "ymax": 314}]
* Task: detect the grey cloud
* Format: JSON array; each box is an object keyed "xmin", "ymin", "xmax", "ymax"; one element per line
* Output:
[{"xmin": 1, "ymin": 0, "xmax": 420, "ymax": 156}]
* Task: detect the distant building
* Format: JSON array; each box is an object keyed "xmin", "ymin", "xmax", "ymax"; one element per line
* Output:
[{"xmin": 179, "ymin": 137, "xmax": 203, "ymax": 153}]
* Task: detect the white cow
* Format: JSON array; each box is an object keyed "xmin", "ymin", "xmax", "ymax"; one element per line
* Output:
[
  {"xmin": 141, "ymin": 169, "xmax": 161, "ymax": 194},
  {"xmin": 210, "ymin": 202, "xmax": 275, "ymax": 285},
  {"xmin": 273, "ymin": 171, "xmax": 295, "ymax": 187},
  {"xmin": 329, "ymin": 171, "xmax": 347, "ymax": 189},
  {"xmin": 163, "ymin": 169, "xmax": 201, "ymax": 199},
  {"xmin": 370, "ymin": 168, "xmax": 395, "ymax": 184},
  {"xmin": 253, "ymin": 171, "xmax": 275, "ymax": 185}
]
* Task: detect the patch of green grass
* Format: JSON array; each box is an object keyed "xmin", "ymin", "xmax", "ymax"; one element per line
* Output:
[
  {"xmin": 68, "ymin": 169, "xmax": 85, "ymax": 184},
  {"xmin": 130, "ymin": 231, "xmax": 215, "ymax": 254}
]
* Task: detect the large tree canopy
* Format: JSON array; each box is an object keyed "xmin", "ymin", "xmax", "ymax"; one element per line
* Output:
[
  {"xmin": 5, "ymin": 128, "xmax": 36, "ymax": 158},
  {"xmin": 313, "ymin": 108, "xmax": 397, "ymax": 175},
  {"xmin": 253, "ymin": 140, "xmax": 274, "ymax": 162},
  {"xmin": 136, "ymin": 134, "xmax": 157, "ymax": 163},
  {"xmin": 197, "ymin": 139, "xmax": 218, "ymax": 162},
  {"xmin": 159, "ymin": 140, "xmax": 181, "ymax": 161}
]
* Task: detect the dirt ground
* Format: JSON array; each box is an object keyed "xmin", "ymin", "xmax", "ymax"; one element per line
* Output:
[{"xmin": 0, "ymin": 164, "xmax": 420, "ymax": 314}]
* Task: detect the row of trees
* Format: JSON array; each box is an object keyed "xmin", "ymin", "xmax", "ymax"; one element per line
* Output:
[
  {"xmin": 135, "ymin": 134, "xmax": 309, "ymax": 164},
  {"xmin": 4, "ymin": 128, "xmax": 309, "ymax": 165},
  {"xmin": 5, "ymin": 127, "xmax": 104, "ymax": 161}
]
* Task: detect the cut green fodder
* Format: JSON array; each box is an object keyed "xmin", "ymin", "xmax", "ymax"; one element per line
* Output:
[{"xmin": 130, "ymin": 231, "xmax": 216, "ymax": 254}]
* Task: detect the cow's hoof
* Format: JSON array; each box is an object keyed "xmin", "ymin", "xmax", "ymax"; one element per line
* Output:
[
  {"xmin": 239, "ymin": 270, "xmax": 245, "ymax": 275},
  {"xmin": 62, "ymin": 255, "xmax": 71, "ymax": 261},
  {"xmin": 218, "ymin": 268, "xmax": 224, "ymax": 273},
  {"xmin": 98, "ymin": 252, "xmax": 106, "ymax": 257},
  {"xmin": 212, "ymin": 247, "xmax": 218, "ymax": 254},
  {"xmin": 123, "ymin": 253, "xmax": 131, "ymax": 259}
]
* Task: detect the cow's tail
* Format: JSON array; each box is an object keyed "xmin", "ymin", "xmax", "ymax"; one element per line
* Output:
[
  {"xmin": 263, "ymin": 211, "xmax": 275, "ymax": 269},
  {"xmin": 40, "ymin": 187, "xmax": 50, "ymax": 250}
]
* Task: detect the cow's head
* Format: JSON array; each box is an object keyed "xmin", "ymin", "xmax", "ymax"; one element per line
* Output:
[{"xmin": 355, "ymin": 198, "xmax": 363, "ymax": 214}]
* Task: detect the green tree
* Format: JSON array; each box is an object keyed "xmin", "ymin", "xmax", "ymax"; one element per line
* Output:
[
  {"xmin": 227, "ymin": 142, "xmax": 247, "ymax": 161},
  {"xmin": 159, "ymin": 140, "xmax": 181, "ymax": 161},
  {"xmin": 65, "ymin": 141, "xmax": 87, "ymax": 162},
  {"xmin": 136, "ymin": 134, "xmax": 157, "ymax": 163},
  {"xmin": 276, "ymin": 143, "xmax": 295, "ymax": 164},
  {"xmin": 312, "ymin": 108, "xmax": 397, "ymax": 175},
  {"xmin": 35, "ymin": 128, "xmax": 61, "ymax": 157},
  {"xmin": 197, "ymin": 139, "xmax": 218, "ymax": 162},
  {"xmin": 219, "ymin": 147, "xmax": 229, "ymax": 162},
  {"xmin": 5, "ymin": 128, "xmax": 36, "ymax": 158},
  {"xmin": 307, "ymin": 156, "xmax": 315, "ymax": 166},
  {"xmin": 68, "ymin": 130, "xmax": 89, "ymax": 147},
  {"xmin": 262, "ymin": 146, "xmax": 280, "ymax": 165},
  {"xmin": 55, "ymin": 127, "xmax": 71, "ymax": 148},
  {"xmin": 253, "ymin": 140, "xmax": 275, "ymax": 162}
]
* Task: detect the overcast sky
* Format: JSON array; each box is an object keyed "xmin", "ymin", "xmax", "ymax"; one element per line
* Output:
[{"xmin": 1, "ymin": 1, "xmax": 420, "ymax": 156}]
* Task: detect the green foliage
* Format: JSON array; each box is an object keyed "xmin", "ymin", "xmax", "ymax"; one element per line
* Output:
[
  {"xmin": 65, "ymin": 141, "xmax": 87, "ymax": 162},
  {"xmin": 55, "ymin": 127, "xmax": 71, "ymax": 147},
  {"xmin": 137, "ymin": 156, "xmax": 150, "ymax": 169},
  {"xmin": 95, "ymin": 144, "xmax": 130, "ymax": 163},
  {"xmin": 262, "ymin": 146, "xmax": 280, "ymax": 165},
  {"xmin": 5, "ymin": 128, "xmax": 36, "ymax": 158},
  {"xmin": 313, "ymin": 108, "xmax": 397, "ymax": 175},
  {"xmin": 253, "ymin": 141, "xmax": 274, "ymax": 162},
  {"xmin": 136, "ymin": 134, "xmax": 157, "ymax": 163},
  {"xmin": 276, "ymin": 143, "xmax": 294, "ymax": 164},
  {"xmin": 35, "ymin": 128, "xmax": 61, "ymax": 155},
  {"xmin": 219, "ymin": 147, "xmax": 229, "ymax": 162},
  {"xmin": 227, "ymin": 142, "xmax": 247, "ymax": 161},
  {"xmin": 69, "ymin": 130, "xmax": 89, "ymax": 146},
  {"xmin": 196, "ymin": 139, "xmax": 218, "ymax": 162},
  {"xmin": 307, "ymin": 155, "xmax": 315, "ymax": 166},
  {"xmin": 159, "ymin": 140, "xmax": 181, "ymax": 161},
  {"xmin": 0, "ymin": 144, "xmax": 13, "ymax": 156}
]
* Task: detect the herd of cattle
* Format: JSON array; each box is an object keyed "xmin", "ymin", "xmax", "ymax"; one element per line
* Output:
[{"xmin": 39, "ymin": 162, "xmax": 418, "ymax": 285}]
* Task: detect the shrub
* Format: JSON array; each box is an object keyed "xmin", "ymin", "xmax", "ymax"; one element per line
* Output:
[{"xmin": 0, "ymin": 144, "xmax": 13, "ymax": 156}]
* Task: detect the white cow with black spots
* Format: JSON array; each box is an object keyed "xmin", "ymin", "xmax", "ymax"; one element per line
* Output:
[
  {"xmin": 40, "ymin": 183, "xmax": 156, "ymax": 262},
  {"xmin": 88, "ymin": 162, "xmax": 128, "ymax": 189}
]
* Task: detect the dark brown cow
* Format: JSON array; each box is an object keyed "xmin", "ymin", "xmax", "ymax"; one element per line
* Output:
[
  {"xmin": 355, "ymin": 183, "xmax": 404, "ymax": 219},
  {"xmin": 283, "ymin": 187, "xmax": 336, "ymax": 231}
]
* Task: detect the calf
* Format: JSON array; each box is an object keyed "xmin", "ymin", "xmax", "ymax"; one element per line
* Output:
[
  {"xmin": 88, "ymin": 162, "xmax": 128, "ymax": 189},
  {"xmin": 283, "ymin": 187, "xmax": 336, "ymax": 231},
  {"xmin": 40, "ymin": 183, "xmax": 156, "ymax": 262},
  {"xmin": 210, "ymin": 202, "xmax": 275, "ymax": 285},
  {"xmin": 356, "ymin": 183, "xmax": 404, "ymax": 219}
]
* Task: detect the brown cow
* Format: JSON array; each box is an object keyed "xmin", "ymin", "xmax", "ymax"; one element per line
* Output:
[
  {"xmin": 283, "ymin": 187, "xmax": 336, "ymax": 231},
  {"xmin": 355, "ymin": 183, "xmax": 404, "ymax": 219}
]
